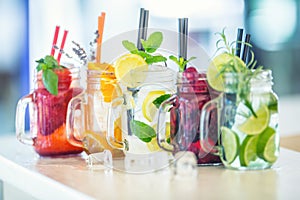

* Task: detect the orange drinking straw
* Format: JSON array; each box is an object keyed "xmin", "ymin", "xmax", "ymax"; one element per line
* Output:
[
  {"xmin": 96, "ymin": 12, "xmax": 106, "ymax": 63},
  {"xmin": 57, "ymin": 30, "xmax": 68, "ymax": 65},
  {"xmin": 51, "ymin": 26, "xmax": 60, "ymax": 56}
]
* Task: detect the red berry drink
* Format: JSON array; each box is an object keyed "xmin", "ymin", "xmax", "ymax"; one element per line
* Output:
[
  {"xmin": 32, "ymin": 67, "xmax": 83, "ymax": 156},
  {"xmin": 170, "ymin": 67, "xmax": 221, "ymax": 165}
]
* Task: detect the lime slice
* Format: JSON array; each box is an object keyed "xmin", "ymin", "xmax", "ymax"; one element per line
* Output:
[
  {"xmin": 221, "ymin": 127, "xmax": 239, "ymax": 164},
  {"xmin": 268, "ymin": 93, "xmax": 278, "ymax": 112},
  {"xmin": 207, "ymin": 53, "xmax": 246, "ymax": 91},
  {"xmin": 142, "ymin": 90, "xmax": 165, "ymax": 122},
  {"xmin": 238, "ymin": 105, "xmax": 270, "ymax": 135},
  {"xmin": 114, "ymin": 54, "xmax": 148, "ymax": 88},
  {"xmin": 257, "ymin": 127, "xmax": 278, "ymax": 163},
  {"xmin": 239, "ymin": 135, "xmax": 259, "ymax": 166}
]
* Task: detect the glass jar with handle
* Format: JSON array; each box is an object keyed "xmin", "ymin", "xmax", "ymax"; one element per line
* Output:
[
  {"xmin": 15, "ymin": 64, "xmax": 83, "ymax": 156},
  {"xmin": 157, "ymin": 69, "xmax": 222, "ymax": 165},
  {"xmin": 200, "ymin": 70, "xmax": 279, "ymax": 170}
]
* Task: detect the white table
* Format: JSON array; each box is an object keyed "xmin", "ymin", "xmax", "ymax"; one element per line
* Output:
[{"xmin": 1, "ymin": 135, "xmax": 300, "ymax": 200}]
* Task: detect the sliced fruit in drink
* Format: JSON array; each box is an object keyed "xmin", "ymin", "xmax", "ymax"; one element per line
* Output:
[
  {"xmin": 146, "ymin": 137, "xmax": 160, "ymax": 152},
  {"xmin": 239, "ymin": 135, "xmax": 259, "ymax": 166},
  {"xmin": 83, "ymin": 131, "xmax": 106, "ymax": 154},
  {"xmin": 257, "ymin": 127, "xmax": 278, "ymax": 163},
  {"xmin": 221, "ymin": 126, "xmax": 239, "ymax": 164},
  {"xmin": 238, "ymin": 105, "xmax": 270, "ymax": 135},
  {"xmin": 142, "ymin": 90, "xmax": 166, "ymax": 122},
  {"xmin": 207, "ymin": 53, "xmax": 246, "ymax": 91},
  {"xmin": 148, "ymin": 122, "xmax": 171, "ymax": 151},
  {"xmin": 114, "ymin": 54, "xmax": 148, "ymax": 88},
  {"xmin": 87, "ymin": 62, "xmax": 115, "ymax": 72}
]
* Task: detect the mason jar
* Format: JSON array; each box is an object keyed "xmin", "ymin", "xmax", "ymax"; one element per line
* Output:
[
  {"xmin": 157, "ymin": 69, "xmax": 222, "ymax": 165},
  {"xmin": 16, "ymin": 64, "xmax": 84, "ymax": 156},
  {"xmin": 200, "ymin": 69, "xmax": 279, "ymax": 170},
  {"xmin": 66, "ymin": 63, "xmax": 124, "ymax": 157}
]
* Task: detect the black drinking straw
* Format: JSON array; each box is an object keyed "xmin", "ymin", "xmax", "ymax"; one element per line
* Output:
[
  {"xmin": 142, "ymin": 10, "xmax": 149, "ymax": 42},
  {"xmin": 137, "ymin": 8, "xmax": 145, "ymax": 50},
  {"xmin": 183, "ymin": 18, "xmax": 188, "ymax": 61},
  {"xmin": 235, "ymin": 28, "xmax": 244, "ymax": 57},
  {"xmin": 241, "ymin": 33, "xmax": 251, "ymax": 64},
  {"xmin": 178, "ymin": 18, "xmax": 188, "ymax": 69},
  {"xmin": 137, "ymin": 8, "xmax": 149, "ymax": 51}
]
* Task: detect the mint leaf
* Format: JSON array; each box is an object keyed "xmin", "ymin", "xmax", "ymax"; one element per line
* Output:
[
  {"xmin": 44, "ymin": 55, "xmax": 59, "ymax": 69},
  {"xmin": 169, "ymin": 55, "xmax": 180, "ymax": 66},
  {"xmin": 36, "ymin": 58, "xmax": 44, "ymax": 63},
  {"xmin": 129, "ymin": 120, "xmax": 156, "ymax": 143},
  {"xmin": 136, "ymin": 51, "xmax": 153, "ymax": 60},
  {"xmin": 146, "ymin": 55, "xmax": 167, "ymax": 65},
  {"xmin": 141, "ymin": 32, "xmax": 163, "ymax": 53},
  {"xmin": 36, "ymin": 63, "xmax": 47, "ymax": 72},
  {"xmin": 169, "ymin": 55, "xmax": 197, "ymax": 72},
  {"xmin": 42, "ymin": 69, "xmax": 58, "ymax": 95},
  {"xmin": 152, "ymin": 94, "xmax": 172, "ymax": 109},
  {"xmin": 122, "ymin": 40, "xmax": 138, "ymax": 53},
  {"xmin": 35, "ymin": 55, "xmax": 62, "ymax": 95}
]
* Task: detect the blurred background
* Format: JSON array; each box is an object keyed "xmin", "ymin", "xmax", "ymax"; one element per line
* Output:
[{"xmin": 0, "ymin": 0, "xmax": 299, "ymax": 135}]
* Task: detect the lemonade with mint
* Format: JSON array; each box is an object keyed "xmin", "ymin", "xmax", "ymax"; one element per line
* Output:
[
  {"xmin": 201, "ymin": 29, "xmax": 279, "ymax": 170},
  {"xmin": 106, "ymin": 32, "xmax": 175, "ymax": 154}
]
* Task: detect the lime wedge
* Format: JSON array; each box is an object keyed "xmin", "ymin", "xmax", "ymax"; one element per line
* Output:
[
  {"xmin": 207, "ymin": 53, "xmax": 246, "ymax": 91},
  {"xmin": 239, "ymin": 135, "xmax": 259, "ymax": 166},
  {"xmin": 221, "ymin": 127, "xmax": 239, "ymax": 164},
  {"xmin": 257, "ymin": 127, "xmax": 278, "ymax": 163},
  {"xmin": 142, "ymin": 91, "xmax": 165, "ymax": 122},
  {"xmin": 238, "ymin": 105, "xmax": 270, "ymax": 135}
]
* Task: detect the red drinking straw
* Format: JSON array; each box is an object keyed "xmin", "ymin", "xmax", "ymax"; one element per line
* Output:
[
  {"xmin": 96, "ymin": 12, "xmax": 106, "ymax": 63},
  {"xmin": 57, "ymin": 30, "xmax": 68, "ymax": 64},
  {"xmin": 51, "ymin": 26, "xmax": 60, "ymax": 56}
]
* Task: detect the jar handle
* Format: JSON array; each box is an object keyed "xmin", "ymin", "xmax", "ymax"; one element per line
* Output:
[
  {"xmin": 66, "ymin": 93, "xmax": 85, "ymax": 148},
  {"xmin": 157, "ymin": 95, "xmax": 177, "ymax": 152},
  {"xmin": 200, "ymin": 97, "xmax": 221, "ymax": 156},
  {"xmin": 106, "ymin": 96, "xmax": 125, "ymax": 150},
  {"xmin": 15, "ymin": 94, "xmax": 34, "ymax": 145}
]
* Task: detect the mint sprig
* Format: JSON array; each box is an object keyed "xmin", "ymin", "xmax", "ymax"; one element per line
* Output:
[
  {"xmin": 129, "ymin": 120, "xmax": 156, "ymax": 143},
  {"xmin": 122, "ymin": 32, "xmax": 167, "ymax": 65},
  {"xmin": 169, "ymin": 55, "xmax": 196, "ymax": 72},
  {"xmin": 36, "ymin": 55, "xmax": 62, "ymax": 95},
  {"xmin": 152, "ymin": 94, "xmax": 172, "ymax": 109}
]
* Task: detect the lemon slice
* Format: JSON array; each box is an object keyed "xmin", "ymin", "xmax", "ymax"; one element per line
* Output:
[
  {"xmin": 142, "ymin": 90, "xmax": 165, "ymax": 122},
  {"xmin": 147, "ymin": 122, "xmax": 171, "ymax": 152},
  {"xmin": 257, "ymin": 127, "xmax": 278, "ymax": 163},
  {"xmin": 238, "ymin": 105, "xmax": 270, "ymax": 135},
  {"xmin": 83, "ymin": 131, "xmax": 124, "ymax": 157},
  {"xmin": 114, "ymin": 54, "xmax": 148, "ymax": 88},
  {"xmin": 82, "ymin": 131, "xmax": 106, "ymax": 154},
  {"xmin": 87, "ymin": 62, "xmax": 114, "ymax": 72},
  {"xmin": 207, "ymin": 53, "xmax": 246, "ymax": 91},
  {"xmin": 239, "ymin": 135, "xmax": 259, "ymax": 166}
]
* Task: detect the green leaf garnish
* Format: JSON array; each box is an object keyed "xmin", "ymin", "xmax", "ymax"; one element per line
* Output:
[
  {"xmin": 122, "ymin": 40, "xmax": 138, "ymax": 53},
  {"xmin": 169, "ymin": 55, "xmax": 196, "ymax": 72},
  {"xmin": 35, "ymin": 55, "xmax": 62, "ymax": 95},
  {"xmin": 140, "ymin": 32, "xmax": 163, "ymax": 53},
  {"xmin": 42, "ymin": 69, "xmax": 58, "ymax": 95},
  {"xmin": 152, "ymin": 94, "xmax": 172, "ymax": 109},
  {"xmin": 122, "ymin": 31, "xmax": 167, "ymax": 64},
  {"xmin": 129, "ymin": 120, "xmax": 156, "ymax": 143}
]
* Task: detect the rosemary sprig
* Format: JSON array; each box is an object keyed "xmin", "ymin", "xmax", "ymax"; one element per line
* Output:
[{"xmin": 215, "ymin": 28, "xmax": 262, "ymax": 118}]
